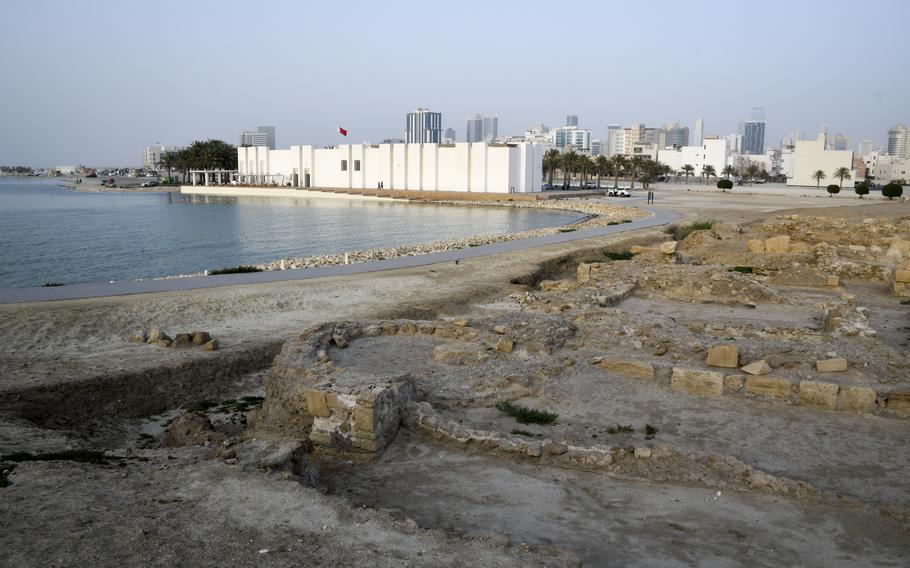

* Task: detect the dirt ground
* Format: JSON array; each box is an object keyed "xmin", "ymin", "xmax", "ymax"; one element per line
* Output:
[{"xmin": 2, "ymin": 194, "xmax": 909, "ymax": 567}]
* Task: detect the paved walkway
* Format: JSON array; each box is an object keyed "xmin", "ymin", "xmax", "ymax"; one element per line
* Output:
[{"xmin": 0, "ymin": 203, "xmax": 677, "ymax": 304}]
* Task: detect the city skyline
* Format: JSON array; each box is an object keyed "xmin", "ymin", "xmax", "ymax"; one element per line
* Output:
[{"xmin": 1, "ymin": 0, "xmax": 908, "ymax": 166}]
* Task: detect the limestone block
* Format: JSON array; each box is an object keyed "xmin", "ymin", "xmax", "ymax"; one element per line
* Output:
[
  {"xmin": 380, "ymin": 321, "xmax": 398, "ymax": 335},
  {"xmin": 171, "ymin": 333, "xmax": 192, "ymax": 348},
  {"xmin": 826, "ymin": 275, "xmax": 840, "ymax": 287},
  {"xmin": 596, "ymin": 357, "xmax": 655, "ymax": 381},
  {"xmin": 740, "ymin": 360, "xmax": 772, "ymax": 376},
  {"xmin": 433, "ymin": 342, "xmax": 484, "ymax": 365},
  {"xmin": 204, "ymin": 339, "xmax": 219, "ymax": 351},
  {"xmin": 816, "ymin": 358, "xmax": 848, "ymax": 373},
  {"xmin": 353, "ymin": 404, "xmax": 376, "ymax": 434},
  {"xmin": 495, "ymin": 339, "xmax": 514, "ymax": 354},
  {"xmin": 837, "ymin": 386, "xmax": 877, "ymax": 412},
  {"xmin": 634, "ymin": 447, "xmax": 652, "ymax": 458},
  {"xmin": 745, "ymin": 376, "xmax": 792, "ymax": 400},
  {"xmin": 191, "ymin": 331, "xmax": 211, "ymax": 345},
  {"xmin": 671, "ymin": 368, "xmax": 724, "ymax": 397},
  {"xmin": 706, "ymin": 344, "xmax": 739, "ymax": 368},
  {"xmin": 492, "ymin": 325, "xmax": 508, "ymax": 334},
  {"xmin": 630, "ymin": 245, "xmax": 656, "ymax": 254},
  {"xmin": 798, "ymin": 380, "xmax": 839, "ymax": 409},
  {"xmin": 747, "ymin": 239, "xmax": 765, "ymax": 253},
  {"xmin": 895, "ymin": 269, "xmax": 910, "ymax": 283},
  {"xmin": 790, "ymin": 242, "xmax": 810, "ymax": 253},
  {"xmin": 364, "ymin": 325, "xmax": 383, "ymax": 337},
  {"xmin": 659, "ymin": 241, "xmax": 678, "ymax": 255},
  {"xmin": 576, "ymin": 263, "xmax": 593, "ymax": 284},
  {"xmin": 765, "ymin": 235, "xmax": 791, "ymax": 253},
  {"xmin": 399, "ymin": 322, "xmax": 418, "ymax": 334},
  {"xmin": 724, "ymin": 374, "xmax": 744, "ymax": 391},
  {"xmin": 418, "ymin": 323, "xmax": 436, "ymax": 335},
  {"xmin": 885, "ymin": 391, "xmax": 910, "ymax": 414},
  {"xmin": 306, "ymin": 390, "xmax": 330, "ymax": 418}
]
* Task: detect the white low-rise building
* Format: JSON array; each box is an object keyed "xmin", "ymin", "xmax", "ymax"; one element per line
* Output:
[
  {"xmin": 657, "ymin": 138, "xmax": 728, "ymax": 176},
  {"xmin": 787, "ymin": 133, "xmax": 855, "ymax": 187},
  {"xmin": 868, "ymin": 154, "xmax": 910, "ymax": 183},
  {"xmin": 234, "ymin": 142, "xmax": 543, "ymax": 194}
]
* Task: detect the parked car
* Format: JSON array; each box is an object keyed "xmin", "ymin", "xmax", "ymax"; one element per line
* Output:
[
  {"xmin": 140, "ymin": 181, "xmax": 158, "ymax": 187},
  {"xmin": 584, "ymin": 181, "xmax": 598, "ymax": 189},
  {"xmin": 608, "ymin": 188, "xmax": 631, "ymax": 197},
  {"xmin": 541, "ymin": 183, "xmax": 553, "ymax": 191}
]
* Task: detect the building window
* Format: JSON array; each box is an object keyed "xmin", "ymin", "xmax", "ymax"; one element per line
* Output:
[
  {"xmin": 354, "ymin": 160, "xmax": 361, "ymax": 171},
  {"xmin": 341, "ymin": 160, "xmax": 348, "ymax": 171}
]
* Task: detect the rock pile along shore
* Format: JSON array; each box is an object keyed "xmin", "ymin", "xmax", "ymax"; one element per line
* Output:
[{"xmin": 257, "ymin": 200, "xmax": 646, "ymax": 272}]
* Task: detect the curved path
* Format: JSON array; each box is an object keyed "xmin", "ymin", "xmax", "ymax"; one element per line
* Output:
[{"xmin": 0, "ymin": 202, "xmax": 677, "ymax": 304}]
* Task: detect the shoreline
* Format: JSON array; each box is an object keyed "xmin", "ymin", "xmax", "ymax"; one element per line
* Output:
[{"xmin": 137, "ymin": 198, "xmax": 646, "ymax": 280}]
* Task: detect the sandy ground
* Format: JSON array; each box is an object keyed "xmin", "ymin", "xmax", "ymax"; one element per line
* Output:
[{"xmin": 2, "ymin": 194, "xmax": 909, "ymax": 567}]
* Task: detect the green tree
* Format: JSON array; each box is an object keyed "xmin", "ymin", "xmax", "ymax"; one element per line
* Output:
[
  {"xmin": 882, "ymin": 181, "xmax": 904, "ymax": 200},
  {"xmin": 833, "ymin": 166, "xmax": 852, "ymax": 192},
  {"xmin": 680, "ymin": 164, "xmax": 695, "ymax": 184},
  {"xmin": 721, "ymin": 165, "xmax": 737, "ymax": 180},
  {"xmin": 811, "ymin": 169, "xmax": 826, "ymax": 190},
  {"xmin": 854, "ymin": 181, "xmax": 869, "ymax": 198},
  {"xmin": 826, "ymin": 183, "xmax": 840, "ymax": 197},
  {"xmin": 744, "ymin": 164, "xmax": 760, "ymax": 186},
  {"xmin": 543, "ymin": 149, "xmax": 561, "ymax": 186},
  {"xmin": 701, "ymin": 164, "xmax": 716, "ymax": 184},
  {"xmin": 629, "ymin": 156, "xmax": 645, "ymax": 189},
  {"xmin": 610, "ymin": 155, "xmax": 628, "ymax": 189},
  {"xmin": 561, "ymin": 150, "xmax": 579, "ymax": 190},
  {"xmin": 717, "ymin": 179, "xmax": 734, "ymax": 192},
  {"xmin": 593, "ymin": 155, "xmax": 610, "ymax": 188}
]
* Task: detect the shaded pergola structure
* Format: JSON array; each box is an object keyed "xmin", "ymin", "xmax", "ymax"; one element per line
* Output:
[{"xmin": 188, "ymin": 170, "xmax": 288, "ymax": 186}]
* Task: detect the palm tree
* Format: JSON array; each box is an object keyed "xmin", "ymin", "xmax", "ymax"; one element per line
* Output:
[
  {"xmin": 681, "ymin": 164, "xmax": 695, "ymax": 184},
  {"xmin": 610, "ymin": 155, "xmax": 628, "ymax": 189},
  {"xmin": 543, "ymin": 149, "xmax": 561, "ymax": 186},
  {"xmin": 701, "ymin": 165, "xmax": 716, "ymax": 184},
  {"xmin": 593, "ymin": 155, "xmax": 610, "ymax": 188},
  {"xmin": 561, "ymin": 150, "xmax": 579, "ymax": 190},
  {"xmin": 721, "ymin": 165, "xmax": 737, "ymax": 180},
  {"xmin": 833, "ymin": 166, "xmax": 852, "ymax": 191},
  {"xmin": 579, "ymin": 155, "xmax": 594, "ymax": 186},
  {"xmin": 629, "ymin": 156, "xmax": 645, "ymax": 189},
  {"xmin": 811, "ymin": 169, "xmax": 826, "ymax": 190}
]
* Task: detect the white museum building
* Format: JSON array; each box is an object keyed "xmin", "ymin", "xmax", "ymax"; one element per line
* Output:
[{"xmin": 232, "ymin": 142, "xmax": 543, "ymax": 194}]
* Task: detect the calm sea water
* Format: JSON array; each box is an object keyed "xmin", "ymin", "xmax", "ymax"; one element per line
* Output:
[{"xmin": 0, "ymin": 179, "xmax": 577, "ymax": 288}]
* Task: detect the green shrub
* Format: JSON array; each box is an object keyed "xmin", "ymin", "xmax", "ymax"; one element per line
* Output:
[
  {"xmin": 729, "ymin": 266, "xmax": 753, "ymax": 274},
  {"xmin": 209, "ymin": 265, "xmax": 263, "ymax": 275},
  {"xmin": 826, "ymin": 184, "xmax": 840, "ymax": 196},
  {"xmin": 604, "ymin": 250, "xmax": 634, "ymax": 261},
  {"xmin": 716, "ymin": 179, "xmax": 733, "ymax": 190},
  {"xmin": 854, "ymin": 182, "xmax": 870, "ymax": 198},
  {"xmin": 644, "ymin": 424, "xmax": 659, "ymax": 439},
  {"xmin": 666, "ymin": 221, "xmax": 714, "ymax": 241},
  {"xmin": 883, "ymin": 182, "xmax": 903, "ymax": 200},
  {"xmin": 606, "ymin": 424, "xmax": 634, "ymax": 434},
  {"xmin": 41, "ymin": 282, "xmax": 64, "ymax": 287},
  {"xmin": 496, "ymin": 401, "xmax": 558, "ymax": 424}
]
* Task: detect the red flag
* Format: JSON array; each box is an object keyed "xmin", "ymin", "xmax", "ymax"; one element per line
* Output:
[{"xmin": 338, "ymin": 126, "xmax": 347, "ymax": 136}]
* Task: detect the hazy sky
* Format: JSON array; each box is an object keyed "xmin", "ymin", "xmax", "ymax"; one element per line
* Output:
[{"xmin": 1, "ymin": 0, "xmax": 907, "ymax": 167}]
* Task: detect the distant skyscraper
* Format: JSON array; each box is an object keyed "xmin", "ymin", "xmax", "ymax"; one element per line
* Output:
[
  {"xmin": 443, "ymin": 128, "xmax": 456, "ymax": 143},
  {"xmin": 466, "ymin": 114, "xmax": 497, "ymax": 142},
  {"xmin": 663, "ymin": 123, "xmax": 690, "ymax": 148},
  {"xmin": 466, "ymin": 115, "xmax": 483, "ymax": 142},
  {"xmin": 482, "ymin": 115, "xmax": 498, "ymax": 142},
  {"xmin": 827, "ymin": 133, "xmax": 848, "ymax": 151},
  {"xmin": 741, "ymin": 108, "xmax": 766, "ymax": 155},
  {"xmin": 554, "ymin": 126, "xmax": 591, "ymax": 151},
  {"xmin": 566, "ymin": 115, "xmax": 579, "ymax": 127},
  {"xmin": 257, "ymin": 126, "xmax": 276, "ymax": 150},
  {"xmin": 606, "ymin": 124, "xmax": 623, "ymax": 156},
  {"xmin": 857, "ymin": 139, "xmax": 873, "ymax": 156},
  {"xmin": 406, "ymin": 107, "xmax": 442, "ymax": 143},
  {"xmin": 694, "ymin": 118, "xmax": 704, "ymax": 146},
  {"xmin": 887, "ymin": 124, "xmax": 910, "ymax": 159}
]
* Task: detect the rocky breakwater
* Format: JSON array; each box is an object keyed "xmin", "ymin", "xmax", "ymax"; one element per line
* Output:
[{"xmin": 259, "ymin": 200, "xmax": 646, "ymax": 271}]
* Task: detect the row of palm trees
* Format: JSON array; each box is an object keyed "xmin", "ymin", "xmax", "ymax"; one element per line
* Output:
[
  {"xmin": 810, "ymin": 167, "xmax": 853, "ymax": 191},
  {"xmin": 543, "ymin": 150, "xmax": 767, "ymax": 190},
  {"xmin": 157, "ymin": 139, "xmax": 238, "ymax": 183}
]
